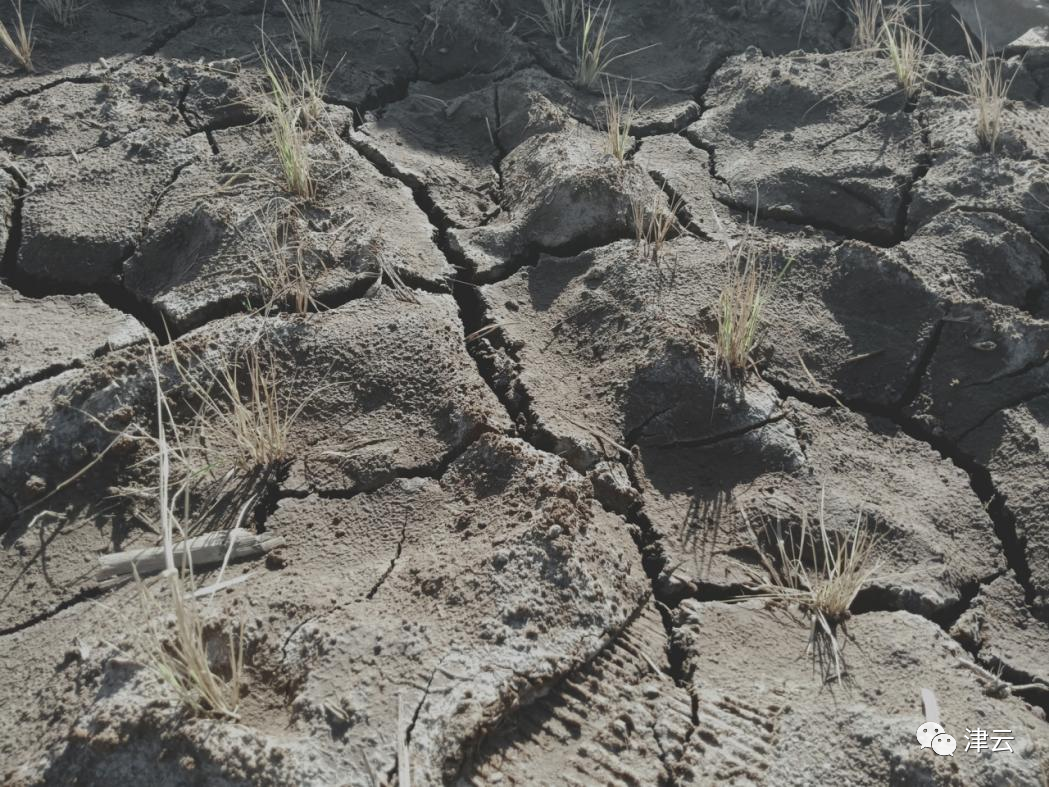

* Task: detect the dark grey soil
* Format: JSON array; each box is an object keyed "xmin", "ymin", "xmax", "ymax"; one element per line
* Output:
[{"xmin": 2, "ymin": 0, "xmax": 1049, "ymax": 785}]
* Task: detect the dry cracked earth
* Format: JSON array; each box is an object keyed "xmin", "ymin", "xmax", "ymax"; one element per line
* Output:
[{"xmin": 2, "ymin": 0, "xmax": 1049, "ymax": 785}]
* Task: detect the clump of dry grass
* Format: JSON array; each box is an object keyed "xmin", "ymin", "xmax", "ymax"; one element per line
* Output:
[
  {"xmin": 630, "ymin": 187, "xmax": 681, "ymax": 264},
  {"xmin": 714, "ymin": 226, "xmax": 782, "ymax": 381},
  {"xmin": 736, "ymin": 492, "xmax": 882, "ymax": 685},
  {"xmin": 534, "ymin": 0, "xmax": 581, "ymax": 43},
  {"xmin": 247, "ymin": 201, "xmax": 324, "ymax": 315},
  {"xmin": 0, "ymin": 0, "xmax": 33, "ymax": 73},
  {"xmin": 38, "ymin": 0, "xmax": 85, "ymax": 27},
  {"xmin": 134, "ymin": 344, "xmax": 244, "ymax": 720},
  {"xmin": 174, "ymin": 345, "xmax": 308, "ymax": 472},
  {"xmin": 260, "ymin": 47, "xmax": 317, "ymax": 198},
  {"xmin": 137, "ymin": 571, "xmax": 245, "ymax": 719},
  {"xmin": 961, "ymin": 22, "xmax": 1016, "ymax": 153},
  {"xmin": 599, "ymin": 78, "xmax": 636, "ymax": 161},
  {"xmin": 115, "ymin": 341, "xmax": 310, "ymax": 534},
  {"xmin": 801, "ymin": 0, "xmax": 829, "ymax": 33},
  {"xmin": 283, "ymin": 0, "xmax": 326, "ymax": 58},
  {"xmin": 880, "ymin": 2, "xmax": 927, "ymax": 99},
  {"xmin": 574, "ymin": 2, "xmax": 651, "ymax": 89},
  {"xmin": 849, "ymin": 0, "xmax": 881, "ymax": 50}
]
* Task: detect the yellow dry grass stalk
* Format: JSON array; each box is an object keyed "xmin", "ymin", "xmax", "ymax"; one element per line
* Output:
[
  {"xmin": 282, "ymin": 0, "xmax": 326, "ymax": 58},
  {"xmin": 961, "ymin": 23, "xmax": 1016, "ymax": 153},
  {"xmin": 535, "ymin": 0, "xmax": 581, "ymax": 42},
  {"xmin": 801, "ymin": 0, "xmax": 829, "ymax": 32},
  {"xmin": 173, "ymin": 345, "xmax": 309, "ymax": 472},
  {"xmin": 849, "ymin": 0, "xmax": 881, "ymax": 50},
  {"xmin": 880, "ymin": 2, "xmax": 927, "ymax": 99},
  {"xmin": 630, "ymin": 188, "xmax": 682, "ymax": 264},
  {"xmin": 736, "ymin": 491, "xmax": 883, "ymax": 685},
  {"xmin": 600, "ymin": 78, "xmax": 636, "ymax": 162},
  {"xmin": 574, "ymin": 2, "xmax": 652, "ymax": 89},
  {"xmin": 714, "ymin": 227, "xmax": 781, "ymax": 381},
  {"xmin": 0, "ymin": 0, "xmax": 33, "ymax": 73},
  {"xmin": 248, "ymin": 201, "xmax": 324, "ymax": 315},
  {"xmin": 135, "ymin": 344, "xmax": 243, "ymax": 720},
  {"xmin": 38, "ymin": 0, "xmax": 85, "ymax": 27},
  {"xmin": 136, "ymin": 571, "xmax": 245, "ymax": 719},
  {"xmin": 261, "ymin": 48, "xmax": 316, "ymax": 198}
]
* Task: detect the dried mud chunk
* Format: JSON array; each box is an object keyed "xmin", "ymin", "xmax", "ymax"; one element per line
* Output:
[
  {"xmin": 16, "ymin": 131, "xmax": 208, "ymax": 286},
  {"xmin": 906, "ymin": 300, "xmax": 1049, "ymax": 441},
  {"xmin": 2, "ymin": 435, "xmax": 647, "ymax": 784},
  {"xmin": 414, "ymin": 0, "xmax": 532, "ymax": 83},
  {"xmin": 0, "ymin": 284, "xmax": 147, "ymax": 394},
  {"xmin": 763, "ymin": 237, "xmax": 943, "ymax": 407},
  {"xmin": 478, "ymin": 236, "xmax": 730, "ymax": 469},
  {"xmin": 0, "ymin": 3, "xmax": 191, "ymax": 100},
  {"xmin": 958, "ymin": 398, "xmax": 1049, "ymax": 609},
  {"xmin": 0, "ymin": 293, "xmax": 509, "ymax": 629},
  {"xmin": 461, "ymin": 603, "xmax": 693, "ymax": 786},
  {"xmin": 690, "ymin": 51, "xmax": 923, "ymax": 243},
  {"xmin": 900, "ymin": 211, "xmax": 1048, "ymax": 313},
  {"xmin": 0, "ymin": 68, "xmax": 183, "ymax": 159},
  {"xmin": 449, "ymin": 128, "xmax": 660, "ymax": 281},
  {"xmin": 637, "ymin": 401, "xmax": 1004, "ymax": 615},
  {"xmin": 157, "ymin": 1, "xmax": 418, "ymax": 110},
  {"xmin": 895, "ymin": 301, "xmax": 1049, "ymax": 604},
  {"xmin": 634, "ymin": 133, "xmax": 728, "ymax": 240},
  {"xmin": 674, "ymin": 602, "xmax": 1049, "ymax": 786},
  {"xmin": 353, "ymin": 76, "xmax": 500, "ymax": 228},
  {"xmin": 125, "ymin": 122, "xmax": 451, "ymax": 332},
  {"xmin": 273, "ymin": 293, "xmax": 511, "ymax": 494},
  {"xmin": 267, "ymin": 434, "xmax": 647, "ymax": 783},
  {"xmin": 952, "ymin": 575, "xmax": 1049, "ymax": 690},
  {"xmin": 910, "ymin": 100, "xmax": 1049, "ymax": 247}
]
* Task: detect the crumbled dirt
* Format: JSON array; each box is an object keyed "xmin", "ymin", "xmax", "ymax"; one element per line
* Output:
[{"xmin": 3, "ymin": 0, "xmax": 1049, "ymax": 784}]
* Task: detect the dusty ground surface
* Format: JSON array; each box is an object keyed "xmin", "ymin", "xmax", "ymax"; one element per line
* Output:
[{"xmin": 2, "ymin": 0, "xmax": 1049, "ymax": 785}]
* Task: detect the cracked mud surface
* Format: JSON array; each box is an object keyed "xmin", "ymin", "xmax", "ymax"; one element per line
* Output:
[{"xmin": 2, "ymin": 1, "xmax": 1049, "ymax": 785}]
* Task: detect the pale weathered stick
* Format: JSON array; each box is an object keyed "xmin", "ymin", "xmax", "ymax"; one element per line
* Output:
[{"xmin": 98, "ymin": 528, "xmax": 284, "ymax": 580}]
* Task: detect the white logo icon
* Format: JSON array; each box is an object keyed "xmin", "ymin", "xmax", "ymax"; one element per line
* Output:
[
  {"xmin": 916, "ymin": 722, "xmax": 944, "ymax": 749},
  {"xmin": 931, "ymin": 733, "xmax": 957, "ymax": 757}
]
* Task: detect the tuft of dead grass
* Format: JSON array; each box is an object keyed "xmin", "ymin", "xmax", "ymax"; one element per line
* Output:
[
  {"xmin": 172, "ymin": 345, "xmax": 309, "ymax": 473},
  {"xmin": 134, "ymin": 344, "xmax": 244, "ymax": 720},
  {"xmin": 534, "ymin": 0, "xmax": 581, "ymax": 43},
  {"xmin": 260, "ymin": 46, "xmax": 317, "ymax": 198},
  {"xmin": 848, "ymin": 0, "xmax": 880, "ymax": 50},
  {"xmin": 282, "ymin": 0, "xmax": 326, "ymax": 58},
  {"xmin": 0, "ymin": 0, "xmax": 33, "ymax": 73},
  {"xmin": 246, "ymin": 200, "xmax": 325, "ymax": 315},
  {"xmin": 38, "ymin": 0, "xmax": 85, "ymax": 27},
  {"xmin": 574, "ymin": 2, "xmax": 652, "ymax": 89},
  {"xmin": 630, "ymin": 187, "xmax": 681, "ymax": 264},
  {"xmin": 714, "ymin": 225, "xmax": 783, "ymax": 381},
  {"xmin": 961, "ymin": 22, "xmax": 1016, "ymax": 153},
  {"xmin": 880, "ymin": 1, "xmax": 927, "ymax": 99},
  {"xmin": 736, "ymin": 491, "xmax": 883, "ymax": 685},
  {"xmin": 599, "ymin": 78, "xmax": 636, "ymax": 162}
]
